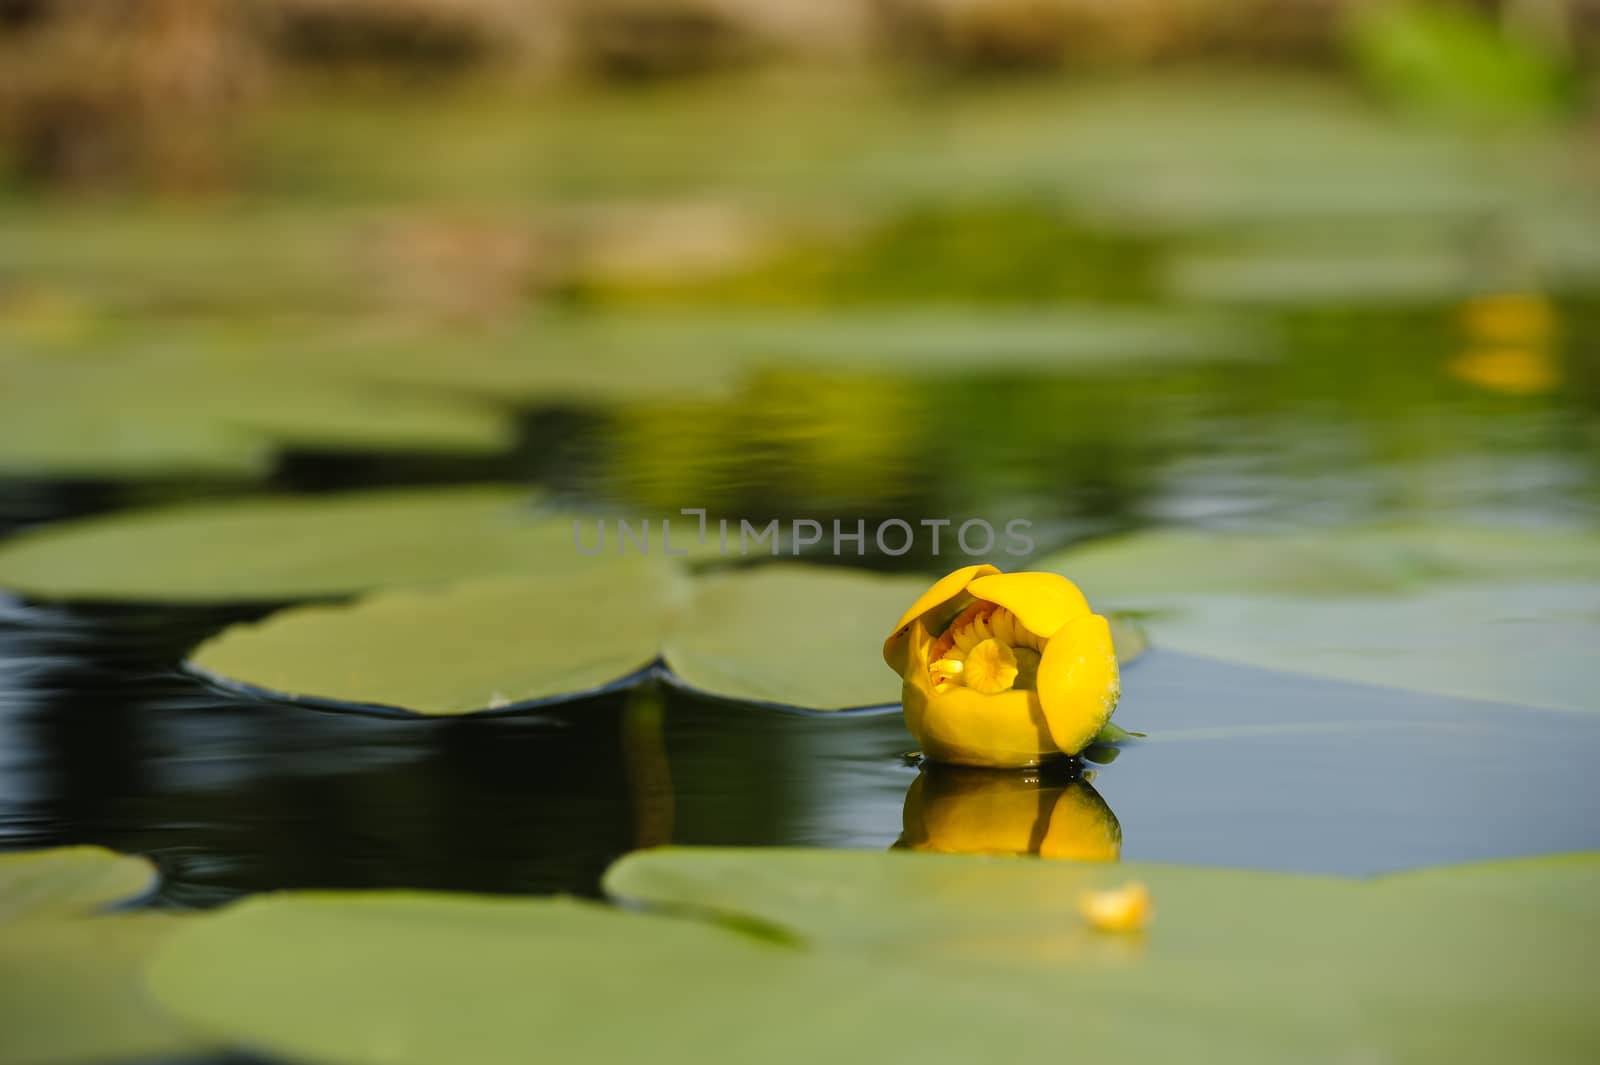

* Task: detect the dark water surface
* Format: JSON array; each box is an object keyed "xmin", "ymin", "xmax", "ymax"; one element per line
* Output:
[
  {"xmin": 4, "ymin": 591, "xmax": 1597, "ymax": 904},
  {"xmin": 2, "ymin": 289, "xmax": 1599, "ymax": 905}
]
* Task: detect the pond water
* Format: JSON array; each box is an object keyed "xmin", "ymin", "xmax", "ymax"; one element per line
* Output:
[
  {"xmin": 3, "ymin": 279, "xmax": 1599, "ymax": 903},
  {"xmin": 3, "ymin": 73, "xmax": 1600, "ymax": 936},
  {"xmin": 5, "ymin": 600, "xmax": 1599, "ymax": 907}
]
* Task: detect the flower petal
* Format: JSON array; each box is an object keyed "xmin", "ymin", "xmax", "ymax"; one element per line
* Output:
[
  {"xmin": 905, "ymin": 667, "xmax": 1058, "ymax": 768},
  {"xmin": 966, "ymin": 572, "xmax": 1091, "ymax": 641},
  {"xmin": 1035, "ymin": 613, "xmax": 1121, "ymax": 756},
  {"xmin": 882, "ymin": 563, "xmax": 1000, "ymax": 672}
]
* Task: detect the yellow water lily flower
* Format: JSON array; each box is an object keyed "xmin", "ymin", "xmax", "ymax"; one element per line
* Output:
[
  {"xmin": 898, "ymin": 765, "xmax": 1121, "ymax": 860},
  {"xmin": 883, "ymin": 565, "xmax": 1121, "ymax": 768}
]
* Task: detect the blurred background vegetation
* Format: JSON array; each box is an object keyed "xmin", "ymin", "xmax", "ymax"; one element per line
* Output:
[
  {"xmin": 0, "ymin": 1, "xmax": 1597, "ymax": 555},
  {"xmin": 0, "ymin": 0, "xmax": 1591, "ymax": 194}
]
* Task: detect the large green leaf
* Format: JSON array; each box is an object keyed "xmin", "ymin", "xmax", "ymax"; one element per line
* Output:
[
  {"xmin": 1044, "ymin": 525, "xmax": 1600, "ymax": 600},
  {"xmin": 0, "ymin": 486, "xmax": 657, "ymax": 603},
  {"xmin": 187, "ymin": 562, "xmax": 1145, "ymax": 716},
  {"xmin": 144, "ymin": 889, "xmax": 1363, "ymax": 1065},
  {"xmin": 661, "ymin": 566, "xmax": 929, "ymax": 710},
  {"xmin": 1164, "ymin": 246, "xmax": 1477, "ymax": 306},
  {"xmin": 189, "ymin": 559, "xmax": 687, "ymax": 716},
  {"xmin": 665, "ymin": 565, "xmax": 1146, "ymax": 711},
  {"xmin": 2, "ymin": 914, "xmax": 214, "ymax": 1065},
  {"xmin": 605, "ymin": 848, "xmax": 1600, "ymax": 1064},
  {"xmin": 1104, "ymin": 581, "xmax": 1599, "ymax": 713},
  {"xmin": 553, "ymin": 307, "xmax": 1260, "ymax": 371},
  {"xmin": 1041, "ymin": 526, "xmax": 1600, "ymax": 711},
  {"xmin": 0, "ymin": 846, "xmax": 156, "ymax": 924},
  {"xmin": 0, "ymin": 354, "xmax": 516, "ymax": 481}
]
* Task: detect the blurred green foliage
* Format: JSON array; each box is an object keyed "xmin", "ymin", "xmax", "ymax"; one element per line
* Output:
[{"xmin": 1346, "ymin": 1, "xmax": 1579, "ymax": 121}]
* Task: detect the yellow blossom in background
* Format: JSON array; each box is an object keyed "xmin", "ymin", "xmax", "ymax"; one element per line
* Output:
[
  {"xmin": 1448, "ymin": 347, "xmax": 1561, "ymax": 396},
  {"xmin": 1458, "ymin": 292, "xmax": 1557, "ymax": 347},
  {"xmin": 884, "ymin": 565, "xmax": 1121, "ymax": 768},
  {"xmin": 1449, "ymin": 292, "xmax": 1562, "ymax": 397},
  {"xmin": 1078, "ymin": 881, "xmax": 1153, "ymax": 933}
]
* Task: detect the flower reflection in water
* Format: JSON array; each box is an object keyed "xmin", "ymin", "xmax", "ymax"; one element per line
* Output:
[{"xmin": 896, "ymin": 762, "xmax": 1121, "ymax": 861}]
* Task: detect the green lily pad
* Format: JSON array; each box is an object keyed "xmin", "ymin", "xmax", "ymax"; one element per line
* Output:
[
  {"xmin": 661, "ymin": 566, "xmax": 930, "ymax": 711},
  {"xmin": 606, "ymin": 848, "xmax": 1600, "ymax": 1064},
  {"xmin": 144, "ymin": 888, "xmax": 1367, "ymax": 1065},
  {"xmin": 2, "ymin": 913, "xmax": 215, "ymax": 1065},
  {"xmin": 1043, "ymin": 526, "xmax": 1600, "ymax": 600},
  {"xmin": 0, "ymin": 354, "xmax": 516, "ymax": 481},
  {"xmin": 1164, "ymin": 246, "xmax": 1478, "ymax": 306},
  {"xmin": 556, "ymin": 307, "xmax": 1262, "ymax": 372},
  {"xmin": 1041, "ymin": 527, "xmax": 1600, "ymax": 711},
  {"xmin": 665, "ymin": 565, "xmax": 1147, "ymax": 711},
  {"xmin": 188, "ymin": 562, "xmax": 1146, "ymax": 716},
  {"xmin": 1119, "ymin": 581, "xmax": 1599, "ymax": 713},
  {"xmin": 0, "ymin": 846, "xmax": 157, "ymax": 924},
  {"xmin": 0, "ymin": 486, "xmax": 658, "ymax": 603},
  {"xmin": 189, "ymin": 558, "xmax": 687, "ymax": 716}
]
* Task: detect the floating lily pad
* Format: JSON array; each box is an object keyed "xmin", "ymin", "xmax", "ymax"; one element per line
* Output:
[
  {"xmin": 665, "ymin": 565, "xmax": 1146, "ymax": 711},
  {"xmin": 188, "ymin": 563, "xmax": 1145, "ymax": 717},
  {"xmin": 189, "ymin": 559, "xmax": 687, "ymax": 716},
  {"xmin": 0, "ymin": 486, "xmax": 655, "ymax": 603},
  {"xmin": 1043, "ymin": 526, "xmax": 1600, "ymax": 600},
  {"xmin": 558, "ymin": 307, "xmax": 1262, "ymax": 372},
  {"xmin": 1041, "ymin": 527, "xmax": 1600, "ymax": 711},
  {"xmin": 661, "ymin": 566, "xmax": 930, "ymax": 711},
  {"xmin": 1121, "ymin": 581, "xmax": 1599, "ymax": 713},
  {"xmin": 1164, "ymin": 247, "xmax": 1478, "ymax": 306},
  {"xmin": 0, "ymin": 846, "xmax": 157, "ymax": 923},
  {"xmin": 2, "ymin": 913, "xmax": 214, "ymax": 1065},
  {"xmin": 0, "ymin": 355, "xmax": 516, "ymax": 481},
  {"xmin": 606, "ymin": 848, "xmax": 1600, "ymax": 1064},
  {"xmin": 144, "ymin": 888, "xmax": 1361, "ymax": 1065}
]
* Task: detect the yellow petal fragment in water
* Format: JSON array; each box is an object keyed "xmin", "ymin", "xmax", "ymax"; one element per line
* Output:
[
  {"xmin": 1078, "ymin": 882, "xmax": 1152, "ymax": 933},
  {"xmin": 1035, "ymin": 614, "xmax": 1121, "ymax": 756},
  {"xmin": 966, "ymin": 572, "xmax": 1091, "ymax": 641}
]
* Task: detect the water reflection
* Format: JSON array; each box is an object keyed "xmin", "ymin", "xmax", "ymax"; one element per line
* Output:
[
  {"xmin": 1447, "ymin": 291, "xmax": 1563, "ymax": 396},
  {"xmin": 897, "ymin": 763, "xmax": 1121, "ymax": 861}
]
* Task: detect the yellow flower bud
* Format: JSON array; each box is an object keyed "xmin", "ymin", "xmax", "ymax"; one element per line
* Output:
[{"xmin": 883, "ymin": 567, "xmax": 1122, "ymax": 767}]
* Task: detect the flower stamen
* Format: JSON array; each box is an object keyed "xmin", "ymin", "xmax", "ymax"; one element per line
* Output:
[{"xmin": 964, "ymin": 638, "xmax": 1018, "ymax": 694}]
